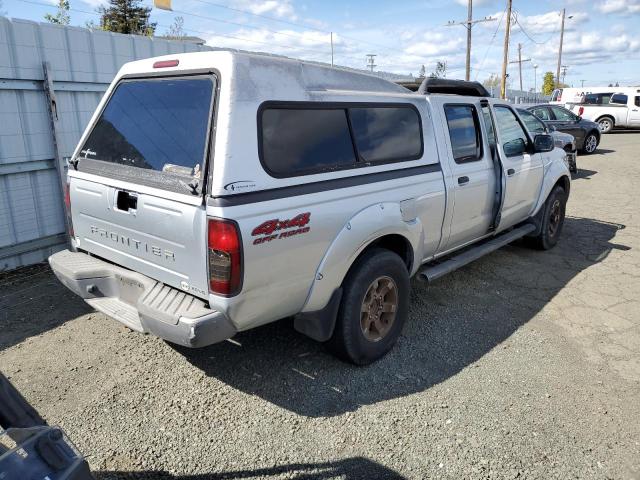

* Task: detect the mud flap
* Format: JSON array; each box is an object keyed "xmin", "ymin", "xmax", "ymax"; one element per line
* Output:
[{"xmin": 294, "ymin": 288, "xmax": 343, "ymax": 342}]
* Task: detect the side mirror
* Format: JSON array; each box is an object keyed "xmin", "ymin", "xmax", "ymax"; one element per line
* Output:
[
  {"xmin": 503, "ymin": 138, "xmax": 527, "ymax": 157},
  {"xmin": 533, "ymin": 134, "xmax": 555, "ymax": 153}
]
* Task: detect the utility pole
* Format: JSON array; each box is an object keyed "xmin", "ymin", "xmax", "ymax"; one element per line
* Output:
[
  {"xmin": 446, "ymin": 0, "xmax": 495, "ymax": 81},
  {"xmin": 533, "ymin": 64, "xmax": 538, "ymax": 99},
  {"xmin": 581, "ymin": 79, "xmax": 585, "ymax": 87},
  {"xmin": 366, "ymin": 54, "xmax": 376, "ymax": 73},
  {"xmin": 556, "ymin": 8, "xmax": 566, "ymax": 89},
  {"xmin": 560, "ymin": 65, "xmax": 569, "ymax": 85},
  {"xmin": 500, "ymin": 0, "xmax": 513, "ymax": 99},
  {"xmin": 508, "ymin": 43, "xmax": 531, "ymax": 91},
  {"xmin": 330, "ymin": 32, "xmax": 334, "ymax": 67}
]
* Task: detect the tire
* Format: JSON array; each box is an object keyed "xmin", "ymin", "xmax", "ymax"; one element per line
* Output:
[
  {"xmin": 527, "ymin": 186, "xmax": 567, "ymax": 250},
  {"xmin": 581, "ymin": 132, "xmax": 599, "ymax": 154},
  {"xmin": 327, "ymin": 248, "xmax": 410, "ymax": 365},
  {"xmin": 597, "ymin": 117, "xmax": 614, "ymax": 134}
]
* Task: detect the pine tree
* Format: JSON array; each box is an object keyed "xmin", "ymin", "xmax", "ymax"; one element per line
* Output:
[
  {"xmin": 98, "ymin": 0, "xmax": 156, "ymax": 36},
  {"xmin": 44, "ymin": 0, "xmax": 70, "ymax": 25},
  {"xmin": 417, "ymin": 65, "xmax": 426, "ymax": 79},
  {"xmin": 429, "ymin": 61, "xmax": 447, "ymax": 79}
]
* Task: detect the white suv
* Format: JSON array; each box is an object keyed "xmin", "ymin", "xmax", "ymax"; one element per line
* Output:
[{"xmin": 49, "ymin": 51, "xmax": 570, "ymax": 364}]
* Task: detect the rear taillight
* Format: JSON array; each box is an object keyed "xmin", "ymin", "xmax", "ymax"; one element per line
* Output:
[
  {"xmin": 578, "ymin": 106, "xmax": 584, "ymax": 116},
  {"xmin": 64, "ymin": 178, "xmax": 74, "ymax": 238},
  {"xmin": 207, "ymin": 218, "xmax": 242, "ymax": 296}
]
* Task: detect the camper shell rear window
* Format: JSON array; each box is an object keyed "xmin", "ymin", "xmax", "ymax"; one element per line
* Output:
[{"xmin": 77, "ymin": 75, "xmax": 215, "ymax": 195}]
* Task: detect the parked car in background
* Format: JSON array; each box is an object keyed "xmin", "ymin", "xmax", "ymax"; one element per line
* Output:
[
  {"xmin": 517, "ymin": 108, "xmax": 577, "ymax": 173},
  {"xmin": 527, "ymin": 104, "xmax": 600, "ymax": 154},
  {"xmin": 568, "ymin": 89, "xmax": 640, "ymax": 133}
]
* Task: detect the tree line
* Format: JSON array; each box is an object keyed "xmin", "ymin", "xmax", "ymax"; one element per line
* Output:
[{"xmin": 43, "ymin": 0, "xmax": 185, "ymax": 39}]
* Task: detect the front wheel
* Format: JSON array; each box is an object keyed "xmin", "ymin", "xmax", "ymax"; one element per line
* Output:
[
  {"xmin": 527, "ymin": 186, "xmax": 567, "ymax": 250},
  {"xmin": 582, "ymin": 132, "xmax": 599, "ymax": 154},
  {"xmin": 597, "ymin": 117, "xmax": 613, "ymax": 134},
  {"xmin": 327, "ymin": 248, "xmax": 409, "ymax": 365}
]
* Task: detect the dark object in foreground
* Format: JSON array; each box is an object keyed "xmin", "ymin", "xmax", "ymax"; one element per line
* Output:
[{"xmin": 0, "ymin": 372, "xmax": 94, "ymax": 479}]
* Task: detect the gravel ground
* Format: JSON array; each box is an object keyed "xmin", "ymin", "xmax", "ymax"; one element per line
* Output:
[{"xmin": 1, "ymin": 132, "xmax": 639, "ymax": 480}]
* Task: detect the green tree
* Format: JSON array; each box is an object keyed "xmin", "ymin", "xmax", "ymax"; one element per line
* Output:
[
  {"xmin": 429, "ymin": 60, "xmax": 447, "ymax": 79},
  {"xmin": 44, "ymin": 0, "xmax": 71, "ymax": 25},
  {"xmin": 542, "ymin": 71, "xmax": 555, "ymax": 95},
  {"xmin": 165, "ymin": 16, "xmax": 185, "ymax": 39},
  {"xmin": 98, "ymin": 0, "xmax": 156, "ymax": 36},
  {"xmin": 417, "ymin": 64, "xmax": 426, "ymax": 79}
]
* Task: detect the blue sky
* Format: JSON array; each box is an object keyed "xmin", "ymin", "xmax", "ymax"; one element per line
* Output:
[{"xmin": 2, "ymin": 0, "xmax": 640, "ymax": 88}]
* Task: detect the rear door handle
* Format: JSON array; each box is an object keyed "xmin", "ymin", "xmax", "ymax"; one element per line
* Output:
[
  {"xmin": 458, "ymin": 176, "xmax": 470, "ymax": 185},
  {"xmin": 507, "ymin": 168, "xmax": 515, "ymax": 176}
]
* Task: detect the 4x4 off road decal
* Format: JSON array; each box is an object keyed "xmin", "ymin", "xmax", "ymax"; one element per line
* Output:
[{"xmin": 252, "ymin": 212, "xmax": 311, "ymax": 245}]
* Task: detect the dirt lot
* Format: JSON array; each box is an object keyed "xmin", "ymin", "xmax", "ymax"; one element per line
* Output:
[{"xmin": 1, "ymin": 132, "xmax": 639, "ymax": 480}]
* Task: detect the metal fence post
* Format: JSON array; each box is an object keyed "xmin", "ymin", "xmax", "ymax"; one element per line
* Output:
[{"xmin": 42, "ymin": 61, "xmax": 72, "ymax": 249}]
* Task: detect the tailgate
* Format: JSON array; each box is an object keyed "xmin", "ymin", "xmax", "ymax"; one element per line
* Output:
[
  {"xmin": 70, "ymin": 177, "xmax": 208, "ymax": 298},
  {"xmin": 70, "ymin": 176, "xmax": 209, "ymax": 300}
]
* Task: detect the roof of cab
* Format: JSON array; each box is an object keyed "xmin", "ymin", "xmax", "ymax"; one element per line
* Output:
[{"xmin": 115, "ymin": 50, "xmax": 412, "ymax": 99}]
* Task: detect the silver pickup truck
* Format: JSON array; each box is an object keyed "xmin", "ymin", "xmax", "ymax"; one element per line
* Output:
[{"xmin": 49, "ymin": 51, "xmax": 570, "ymax": 364}]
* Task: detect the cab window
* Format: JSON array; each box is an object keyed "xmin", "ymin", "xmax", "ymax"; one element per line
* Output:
[
  {"xmin": 636, "ymin": 97, "xmax": 640, "ymax": 108},
  {"xmin": 611, "ymin": 93, "xmax": 628, "ymax": 105},
  {"xmin": 518, "ymin": 109, "xmax": 546, "ymax": 134},
  {"xmin": 444, "ymin": 104, "xmax": 483, "ymax": 163},
  {"xmin": 494, "ymin": 106, "xmax": 529, "ymax": 157},
  {"xmin": 530, "ymin": 107, "xmax": 551, "ymax": 121}
]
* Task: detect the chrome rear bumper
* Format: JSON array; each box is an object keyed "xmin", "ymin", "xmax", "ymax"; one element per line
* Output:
[{"xmin": 49, "ymin": 250, "xmax": 236, "ymax": 347}]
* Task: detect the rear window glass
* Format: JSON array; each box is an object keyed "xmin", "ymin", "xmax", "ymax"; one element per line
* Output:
[
  {"xmin": 611, "ymin": 94, "xmax": 628, "ymax": 104},
  {"xmin": 261, "ymin": 108, "xmax": 356, "ymax": 176},
  {"xmin": 444, "ymin": 105, "xmax": 482, "ymax": 163},
  {"xmin": 79, "ymin": 77, "xmax": 213, "ymax": 183},
  {"xmin": 349, "ymin": 107, "xmax": 422, "ymax": 162}
]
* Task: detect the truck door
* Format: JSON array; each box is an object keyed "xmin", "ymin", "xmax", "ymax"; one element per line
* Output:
[
  {"xmin": 492, "ymin": 105, "xmax": 544, "ymax": 229},
  {"xmin": 440, "ymin": 102, "xmax": 496, "ymax": 250}
]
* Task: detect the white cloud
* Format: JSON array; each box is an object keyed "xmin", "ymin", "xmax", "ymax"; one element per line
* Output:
[
  {"xmin": 234, "ymin": 0, "xmax": 297, "ymax": 20},
  {"xmin": 79, "ymin": 0, "xmax": 107, "ymax": 8},
  {"xmin": 597, "ymin": 0, "xmax": 640, "ymax": 14}
]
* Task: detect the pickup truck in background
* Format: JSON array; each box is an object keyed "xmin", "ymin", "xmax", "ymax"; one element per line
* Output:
[
  {"xmin": 570, "ymin": 90, "xmax": 640, "ymax": 133},
  {"xmin": 48, "ymin": 52, "xmax": 571, "ymax": 365}
]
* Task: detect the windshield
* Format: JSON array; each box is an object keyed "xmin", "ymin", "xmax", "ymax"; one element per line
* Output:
[{"xmin": 78, "ymin": 76, "xmax": 214, "ymax": 194}]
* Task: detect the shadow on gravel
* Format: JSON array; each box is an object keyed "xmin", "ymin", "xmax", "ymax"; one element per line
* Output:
[
  {"xmin": 177, "ymin": 217, "xmax": 630, "ymax": 418},
  {"xmin": 95, "ymin": 457, "xmax": 405, "ymax": 479},
  {"xmin": 0, "ymin": 263, "xmax": 91, "ymax": 351},
  {"xmin": 572, "ymin": 168, "xmax": 598, "ymax": 180}
]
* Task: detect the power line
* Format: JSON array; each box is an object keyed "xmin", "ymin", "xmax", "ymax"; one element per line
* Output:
[
  {"xmin": 187, "ymin": 0, "xmax": 403, "ymax": 54},
  {"xmin": 474, "ymin": 6, "xmax": 506, "ymax": 81}
]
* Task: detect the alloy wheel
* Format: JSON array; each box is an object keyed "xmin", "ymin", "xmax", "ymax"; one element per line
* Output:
[
  {"xmin": 360, "ymin": 276, "xmax": 398, "ymax": 342},
  {"xmin": 585, "ymin": 135, "xmax": 597, "ymax": 153}
]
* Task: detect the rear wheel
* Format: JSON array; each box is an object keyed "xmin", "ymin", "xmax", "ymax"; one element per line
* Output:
[
  {"xmin": 328, "ymin": 248, "xmax": 409, "ymax": 365},
  {"xmin": 527, "ymin": 185, "xmax": 567, "ymax": 250},
  {"xmin": 582, "ymin": 132, "xmax": 598, "ymax": 154},
  {"xmin": 597, "ymin": 117, "xmax": 614, "ymax": 134}
]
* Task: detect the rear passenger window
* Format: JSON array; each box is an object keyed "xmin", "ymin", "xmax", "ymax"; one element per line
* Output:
[
  {"xmin": 350, "ymin": 107, "xmax": 422, "ymax": 162},
  {"xmin": 260, "ymin": 109, "xmax": 356, "ymax": 176},
  {"xmin": 444, "ymin": 105, "xmax": 483, "ymax": 163},
  {"xmin": 635, "ymin": 97, "xmax": 640, "ymax": 107},
  {"xmin": 259, "ymin": 104, "xmax": 423, "ymax": 177}
]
